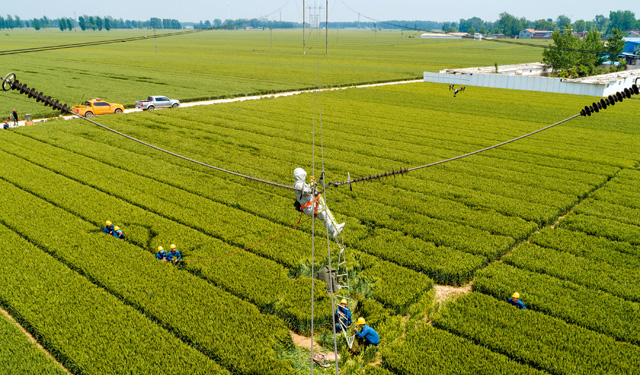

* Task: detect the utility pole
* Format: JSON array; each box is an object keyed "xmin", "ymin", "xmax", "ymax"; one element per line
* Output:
[
  {"xmin": 325, "ymin": 0, "xmax": 328, "ymax": 54},
  {"xmin": 303, "ymin": 0, "xmax": 306, "ymax": 54}
]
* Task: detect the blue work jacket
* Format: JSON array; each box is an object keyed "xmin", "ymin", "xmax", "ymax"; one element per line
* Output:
[
  {"xmin": 103, "ymin": 225, "xmax": 114, "ymax": 234},
  {"xmin": 508, "ymin": 298, "xmax": 527, "ymax": 309},
  {"xmin": 167, "ymin": 250, "xmax": 182, "ymax": 261},
  {"xmin": 113, "ymin": 230, "xmax": 125, "ymax": 239},
  {"xmin": 155, "ymin": 250, "xmax": 167, "ymax": 260},
  {"xmin": 355, "ymin": 324, "xmax": 379, "ymax": 345},
  {"xmin": 335, "ymin": 306, "xmax": 352, "ymax": 326}
]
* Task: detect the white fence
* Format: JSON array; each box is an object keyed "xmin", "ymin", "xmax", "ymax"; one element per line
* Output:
[{"xmin": 424, "ymin": 71, "xmax": 640, "ymax": 97}]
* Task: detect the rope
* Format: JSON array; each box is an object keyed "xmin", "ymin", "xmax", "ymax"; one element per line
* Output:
[{"xmin": 179, "ymin": 216, "xmax": 310, "ymax": 262}]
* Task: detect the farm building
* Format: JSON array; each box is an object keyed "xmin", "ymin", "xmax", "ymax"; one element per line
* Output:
[
  {"xmin": 424, "ymin": 62, "xmax": 640, "ymax": 96},
  {"xmin": 518, "ymin": 29, "xmax": 553, "ymax": 39},
  {"xmin": 419, "ymin": 32, "xmax": 462, "ymax": 39},
  {"xmin": 623, "ymin": 38, "xmax": 640, "ymax": 54}
]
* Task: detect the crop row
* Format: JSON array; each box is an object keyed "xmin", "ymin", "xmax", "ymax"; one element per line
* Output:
[
  {"xmin": 531, "ymin": 227, "xmax": 640, "ymax": 264},
  {"xmin": 382, "ymin": 324, "xmax": 543, "ymax": 375},
  {"xmin": 0, "ymin": 308, "xmax": 67, "ymax": 375},
  {"xmin": 433, "ymin": 292, "xmax": 640, "ymax": 374},
  {"xmin": 574, "ymin": 198, "xmax": 640, "ymax": 227},
  {"xmin": 0, "ymin": 143, "xmax": 336, "ymax": 334},
  {"xmin": 34, "ymin": 113, "xmax": 568, "ymax": 227},
  {"xmin": 317, "ymin": 84, "xmax": 640, "ymax": 157},
  {"xmin": 503, "ymin": 242, "xmax": 640, "ymax": 303},
  {"xmin": 200, "ymin": 96, "xmax": 628, "ymax": 175},
  {"xmin": 473, "ymin": 262, "xmax": 640, "ymax": 345},
  {"xmin": 0, "ymin": 223, "xmax": 229, "ymax": 375},
  {"xmin": 357, "ymin": 228, "xmax": 485, "ymax": 285},
  {"xmin": 592, "ymin": 183, "xmax": 640, "ymax": 210},
  {"xmin": 357, "ymin": 252, "xmax": 434, "ymax": 313},
  {"xmin": 167, "ymin": 103, "xmax": 606, "ymax": 198},
  {"xmin": 559, "ymin": 213, "xmax": 640, "ymax": 246},
  {"xmin": 145, "ymin": 108, "xmax": 587, "ymax": 212},
  {"xmin": 0, "ymin": 132, "xmax": 312, "ymax": 269},
  {"xmin": 0, "ymin": 177, "xmax": 296, "ymax": 374},
  {"xmin": 15, "ymin": 126, "xmax": 517, "ymax": 261}
]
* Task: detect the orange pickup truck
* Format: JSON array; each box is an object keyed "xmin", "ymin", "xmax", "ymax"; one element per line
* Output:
[{"xmin": 72, "ymin": 98, "xmax": 125, "ymax": 117}]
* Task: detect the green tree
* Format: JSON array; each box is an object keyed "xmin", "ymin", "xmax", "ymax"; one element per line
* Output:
[
  {"xmin": 577, "ymin": 29, "xmax": 604, "ymax": 75},
  {"xmin": 573, "ymin": 20, "xmax": 586, "ymax": 32},
  {"xmin": 66, "ymin": 18, "xmax": 73, "ymax": 30},
  {"xmin": 95, "ymin": 16, "xmax": 103, "ymax": 30},
  {"xmin": 608, "ymin": 10, "xmax": 635, "ymax": 32},
  {"xmin": 104, "ymin": 17, "xmax": 111, "ymax": 31},
  {"xmin": 535, "ymin": 19, "xmax": 555, "ymax": 30},
  {"xmin": 606, "ymin": 28, "xmax": 626, "ymax": 57},
  {"xmin": 556, "ymin": 15, "xmax": 571, "ymax": 28},
  {"xmin": 467, "ymin": 26, "xmax": 476, "ymax": 35},
  {"xmin": 58, "ymin": 18, "xmax": 67, "ymax": 31},
  {"xmin": 150, "ymin": 17, "xmax": 162, "ymax": 29},
  {"xmin": 78, "ymin": 16, "xmax": 86, "ymax": 30},
  {"xmin": 594, "ymin": 14, "xmax": 608, "ymax": 31},
  {"xmin": 543, "ymin": 28, "xmax": 580, "ymax": 71},
  {"xmin": 32, "ymin": 18, "xmax": 41, "ymax": 30}
]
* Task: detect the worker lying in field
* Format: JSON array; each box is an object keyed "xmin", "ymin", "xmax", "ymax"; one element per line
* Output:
[
  {"xmin": 166, "ymin": 244, "xmax": 182, "ymax": 264},
  {"xmin": 103, "ymin": 220, "xmax": 115, "ymax": 235},
  {"xmin": 293, "ymin": 168, "xmax": 345, "ymax": 242},
  {"xmin": 335, "ymin": 299, "xmax": 352, "ymax": 331},
  {"xmin": 353, "ymin": 317, "xmax": 379, "ymax": 349},
  {"xmin": 507, "ymin": 292, "xmax": 527, "ymax": 309},
  {"xmin": 113, "ymin": 226, "xmax": 125, "ymax": 239}
]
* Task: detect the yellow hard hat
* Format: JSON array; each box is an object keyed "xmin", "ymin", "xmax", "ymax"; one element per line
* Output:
[
  {"xmin": 170, "ymin": 244, "xmax": 176, "ymax": 249},
  {"xmin": 158, "ymin": 246, "xmax": 164, "ymax": 251},
  {"xmin": 340, "ymin": 299, "xmax": 347, "ymax": 304},
  {"xmin": 357, "ymin": 317, "xmax": 366, "ymax": 325},
  {"xmin": 114, "ymin": 226, "xmax": 120, "ymax": 231},
  {"xmin": 106, "ymin": 220, "xmax": 112, "ymax": 226},
  {"xmin": 512, "ymin": 292, "xmax": 520, "ymax": 299}
]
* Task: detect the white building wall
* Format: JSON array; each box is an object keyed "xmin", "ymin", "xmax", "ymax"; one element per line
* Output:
[{"xmin": 423, "ymin": 72, "xmax": 637, "ymax": 97}]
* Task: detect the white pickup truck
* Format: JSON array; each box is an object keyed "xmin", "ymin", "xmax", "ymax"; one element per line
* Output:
[{"xmin": 135, "ymin": 96, "xmax": 180, "ymax": 110}]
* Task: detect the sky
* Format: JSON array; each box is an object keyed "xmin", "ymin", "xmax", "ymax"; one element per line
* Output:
[{"xmin": 9, "ymin": 1, "xmax": 640, "ymax": 24}]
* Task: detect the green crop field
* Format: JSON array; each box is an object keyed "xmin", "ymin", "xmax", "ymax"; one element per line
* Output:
[
  {"xmin": 0, "ymin": 28, "xmax": 639, "ymax": 374},
  {"xmin": 1, "ymin": 29, "xmax": 546, "ymax": 118}
]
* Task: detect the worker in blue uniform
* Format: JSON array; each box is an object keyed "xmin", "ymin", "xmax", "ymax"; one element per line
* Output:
[
  {"xmin": 113, "ymin": 226, "xmax": 125, "ymax": 239},
  {"xmin": 103, "ymin": 220, "xmax": 114, "ymax": 235},
  {"xmin": 335, "ymin": 298, "xmax": 352, "ymax": 331},
  {"xmin": 353, "ymin": 317, "xmax": 379, "ymax": 349},
  {"xmin": 155, "ymin": 246, "xmax": 167, "ymax": 261},
  {"xmin": 166, "ymin": 244, "xmax": 182, "ymax": 264},
  {"xmin": 507, "ymin": 292, "xmax": 527, "ymax": 309}
]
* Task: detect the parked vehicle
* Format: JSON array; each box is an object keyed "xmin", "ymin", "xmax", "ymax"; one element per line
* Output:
[
  {"xmin": 135, "ymin": 96, "xmax": 180, "ymax": 110},
  {"xmin": 72, "ymin": 98, "xmax": 124, "ymax": 117}
]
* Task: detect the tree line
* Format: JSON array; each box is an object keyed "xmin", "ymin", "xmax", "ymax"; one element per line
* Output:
[
  {"xmin": 542, "ymin": 28, "xmax": 627, "ymax": 78},
  {"xmin": 457, "ymin": 10, "xmax": 639, "ymax": 36},
  {"xmin": 0, "ymin": 15, "xmax": 182, "ymax": 31}
]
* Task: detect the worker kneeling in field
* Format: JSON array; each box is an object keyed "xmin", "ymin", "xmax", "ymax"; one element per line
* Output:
[
  {"xmin": 335, "ymin": 299, "xmax": 352, "ymax": 331},
  {"xmin": 354, "ymin": 317, "xmax": 379, "ymax": 349},
  {"xmin": 507, "ymin": 292, "xmax": 527, "ymax": 309},
  {"xmin": 103, "ymin": 220, "xmax": 115, "ymax": 235},
  {"xmin": 155, "ymin": 246, "xmax": 167, "ymax": 261},
  {"xmin": 293, "ymin": 168, "xmax": 345, "ymax": 241},
  {"xmin": 113, "ymin": 226, "xmax": 125, "ymax": 239},
  {"xmin": 166, "ymin": 244, "xmax": 182, "ymax": 264}
]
